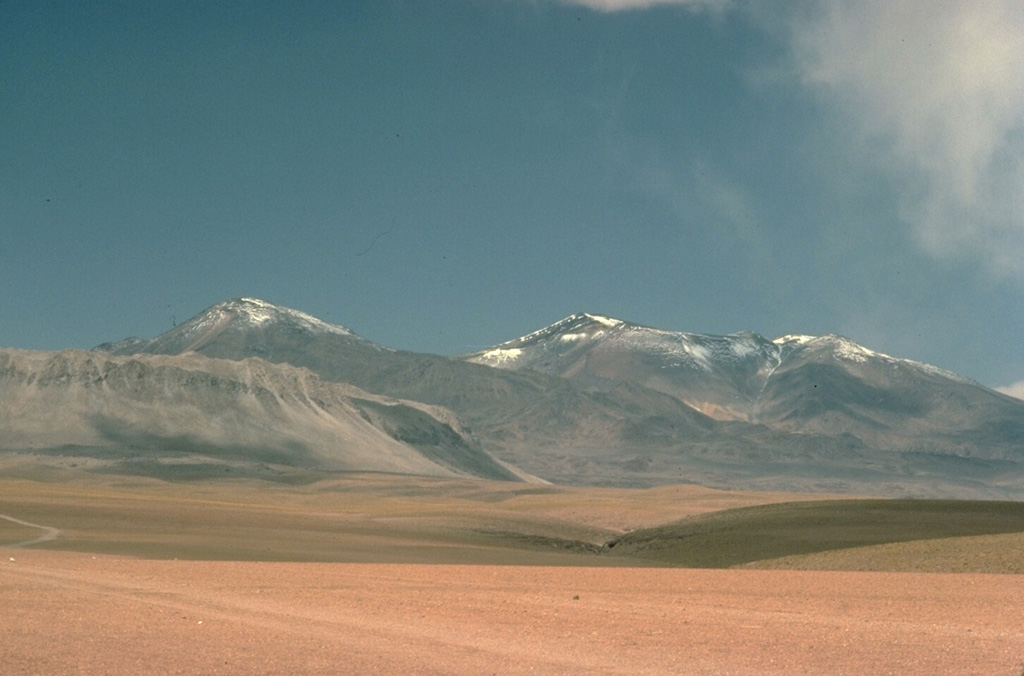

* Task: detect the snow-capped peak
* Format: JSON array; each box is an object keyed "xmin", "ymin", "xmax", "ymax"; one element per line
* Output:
[
  {"xmin": 157, "ymin": 298, "xmax": 358, "ymax": 354},
  {"xmin": 465, "ymin": 314, "xmax": 975, "ymax": 387},
  {"xmin": 463, "ymin": 313, "xmax": 626, "ymax": 368},
  {"xmin": 220, "ymin": 298, "xmax": 354, "ymax": 336},
  {"xmin": 92, "ymin": 298, "xmax": 389, "ymax": 357},
  {"xmin": 496, "ymin": 312, "xmax": 626, "ymax": 348}
]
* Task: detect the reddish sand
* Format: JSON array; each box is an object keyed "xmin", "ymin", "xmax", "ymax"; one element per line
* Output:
[{"xmin": 2, "ymin": 550, "xmax": 1022, "ymax": 675}]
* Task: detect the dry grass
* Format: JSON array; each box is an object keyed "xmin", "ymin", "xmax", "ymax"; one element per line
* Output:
[
  {"xmin": 0, "ymin": 472, "xmax": 830, "ymax": 565},
  {"xmin": 605, "ymin": 499, "xmax": 1024, "ymax": 572},
  {"xmin": 2, "ymin": 470, "xmax": 1023, "ymax": 574},
  {"xmin": 748, "ymin": 531, "xmax": 1024, "ymax": 573}
]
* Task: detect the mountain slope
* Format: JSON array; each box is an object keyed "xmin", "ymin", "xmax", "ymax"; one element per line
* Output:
[
  {"xmin": 0, "ymin": 348, "xmax": 518, "ymax": 481},
  {"xmin": 96, "ymin": 299, "xmax": 720, "ymax": 455},
  {"xmin": 89, "ymin": 299, "xmax": 1024, "ymax": 496},
  {"xmin": 97, "ymin": 297, "xmax": 386, "ymax": 367},
  {"xmin": 755, "ymin": 335, "xmax": 1024, "ymax": 457},
  {"xmin": 462, "ymin": 313, "xmax": 1024, "ymax": 461},
  {"xmin": 463, "ymin": 313, "xmax": 783, "ymax": 421}
]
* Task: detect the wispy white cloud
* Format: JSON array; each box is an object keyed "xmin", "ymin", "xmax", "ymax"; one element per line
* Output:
[
  {"xmin": 554, "ymin": 0, "xmax": 728, "ymax": 12},
  {"xmin": 995, "ymin": 381, "xmax": 1024, "ymax": 401},
  {"xmin": 787, "ymin": 0, "xmax": 1024, "ymax": 277},
  {"xmin": 556, "ymin": 0, "xmax": 1024, "ymax": 278},
  {"xmin": 632, "ymin": 158, "xmax": 770, "ymax": 269}
]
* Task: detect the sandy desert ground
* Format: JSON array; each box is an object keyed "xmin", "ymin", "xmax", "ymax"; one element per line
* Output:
[
  {"xmin": 3, "ymin": 552, "xmax": 1023, "ymax": 675},
  {"xmin": 2, "ymin": 471, "xmax": 1023, "ymax": 675}
]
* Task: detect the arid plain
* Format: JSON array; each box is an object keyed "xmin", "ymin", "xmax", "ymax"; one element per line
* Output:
[{"xmin": 2, "ymin": 465, "xmax": 1024, "ymax": 675}]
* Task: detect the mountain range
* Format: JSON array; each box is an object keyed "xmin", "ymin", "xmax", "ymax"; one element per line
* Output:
[{"xmin": 3, "ymin": 297, "xmax": 1022, "ymax": 497}]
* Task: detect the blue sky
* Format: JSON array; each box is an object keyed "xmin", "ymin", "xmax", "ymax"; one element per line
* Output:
[{"xmin": 3, "ymin": 0, "xmax": 1023, "ymax": 394}]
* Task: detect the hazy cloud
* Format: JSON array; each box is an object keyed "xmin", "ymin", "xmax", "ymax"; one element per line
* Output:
[
  {"xmin": 787, "ymin": 0, "xmax": 1024, "ymax": 276},
  {"xmin": 551, "ymin": 0, "xmax": 1024, "ymax": 278},
  {"xmin": 554, "ymin": 0, "xmax": 728, "ymax": 12},
  {"xmin": 995, "ymin": 381, "xmax": 1024, "ymax": 401},
  {"xmin": 632, "ymin": 159, "xmax": 770, "ymax": 270}
]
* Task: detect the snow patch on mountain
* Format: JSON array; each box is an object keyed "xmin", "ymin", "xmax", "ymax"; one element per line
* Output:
[
  {"xmin": 162, "ymin": 298, "xmax": 360, "ymax": 353},
  {"xmin": 775, "ymin": 334, "xmax": 972, "ymax": 382},
  {"xmin": 774, "ymin": 334, "xmax": 816, "ymax": 346},
  {"xmin": 475, "ymin": 347, "xmax": 523, "ymax": 365},
  {"xmin": 729, "ymin": 336, "xmax": 762, "ymax": 358},
  {"xmin": 467, "ymin": 313, "xmax": 976, "ymax": 387},
  {"xmin": 603, "ymin": 325, "xmax": 786, "ymax": 374},
  {"xmin": 606, "ymin": 327, "xmax": 716, "ymax": 371},
  {"xmin": 559, "ymin": 333, "xmax": 589, "ymax": 343},
  {"xmin": 225, "ymin": 298, "xmax": 354, "ymax": 337},
  {"xmin": 587, "ymin": 314, "xmax": 624, "ymax": 328},
  {"xmin": 496, "ymin": 313, "xmax": 623, "ymax": 348}
]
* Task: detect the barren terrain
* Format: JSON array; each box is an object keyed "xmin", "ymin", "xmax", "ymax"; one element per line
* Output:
[{"xmin": 2, "ymin": 471, "xmax": 1023, "ymax": 675}]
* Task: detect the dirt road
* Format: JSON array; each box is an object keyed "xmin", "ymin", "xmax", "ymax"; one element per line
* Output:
[
  {"xmin": 2, "ymin": 550, "xmax": 1022, "ymax": 675},
  {"xmin": 0, "ymin": 513, "xmax": 60, "ymax": 548}
]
